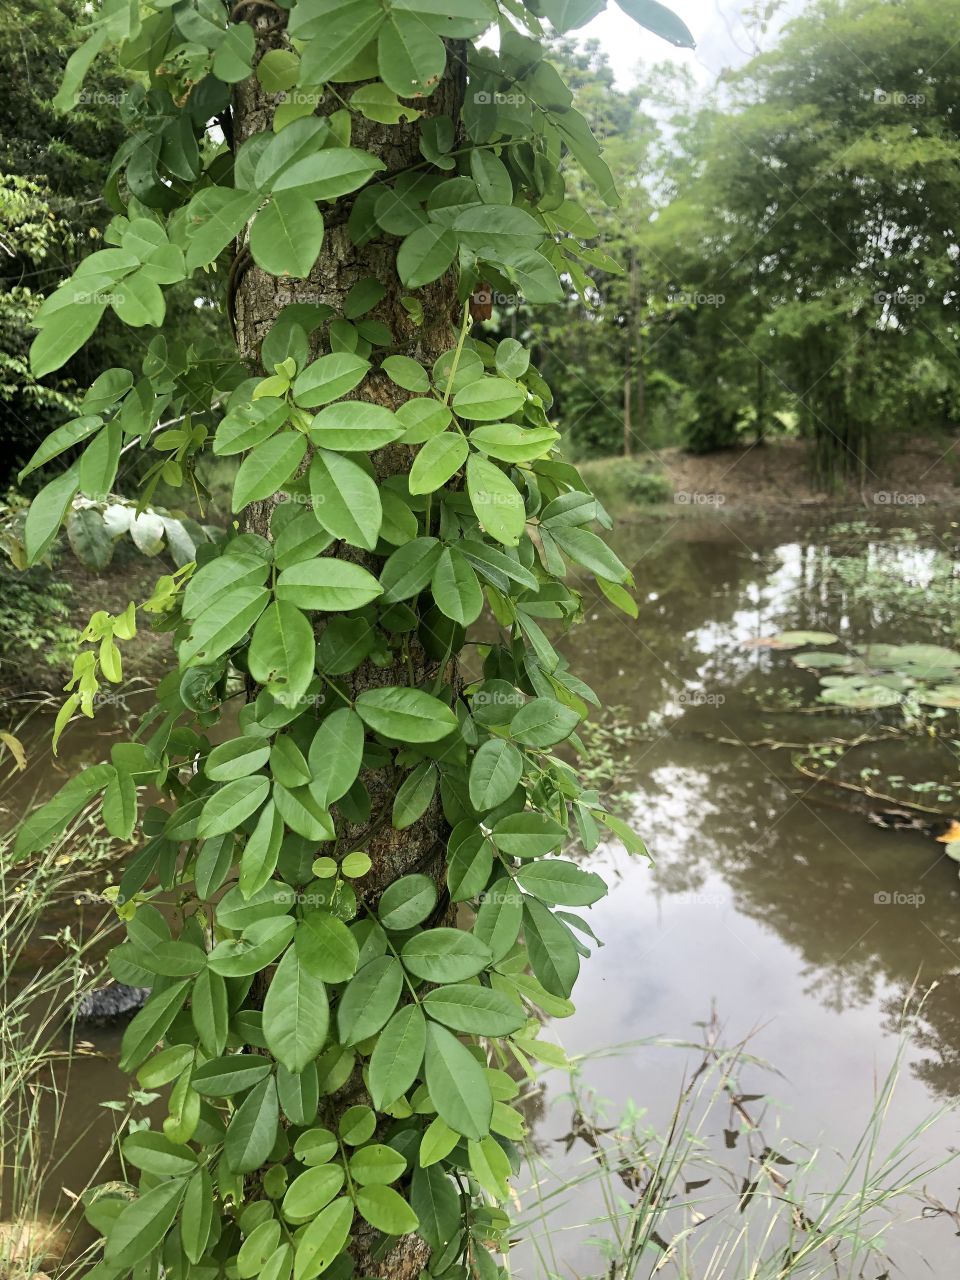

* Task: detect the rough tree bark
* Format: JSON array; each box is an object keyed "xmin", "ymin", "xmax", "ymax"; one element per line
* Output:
[{"xmin": 231, "ymin": 13, "xmax": 466, "ymax": 1276}]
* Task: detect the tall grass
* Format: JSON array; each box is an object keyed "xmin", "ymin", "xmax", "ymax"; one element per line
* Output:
[
  {"xmin": 518, "ymin": 1003, "xmax": 956, "ymax": 1279},
  {"xmin": 0, "ymin": 819, "xmax": 121, "ymax": 1277}
]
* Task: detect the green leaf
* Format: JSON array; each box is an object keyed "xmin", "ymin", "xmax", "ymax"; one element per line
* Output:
[
  {"xmin": 474, "ymin": 879, "xmax": 524, "ymax": 962},
  {"xmin": 418, "ymin": 1116, "xmax": 459, "ymax": 1167},
  {"xmin": 356, "ymin": 1183, "xmax": 419, "ymax": 1235},
  {"xmin": 192, "ymin": 966, "xmax": 229, "ymax": 1056},
  {"xmin": 378, "ymin": 13, "xmax": 445, "ymax": 97},
  {"xmin": 179, "ymin": 583, "xmax": 270, "ymax": 666},
  {"xmin": 378, "ymin": 873, "xmax": 438, "ymax": 930},
  {"xmin": 198, "ymin": 776, "xmax": 270, "ymax": 839},
  {"xmin": 250, "ymin": 193, "xmax": 324, "ymax": 278},
  {"xmin": 294, "ymin": 1127, "xmax": 338, "ymax": 1166},
  {"xmin": 491, "ymin": 810, "xmax": 565, "ymax": 858},
  {"xmin": 122, "ymin": 1131, "xmax": 198, "ymax": 1178},
  {"xmin": 192, "ymin": 1054, "xmax": 274, "ymax": 1097},
  {"xmin": 24, "ymin": 466, "xmax": 79, "ymax": 565},
  {"xmin": 297, "ymin": 910, "xmax": 360, "ymax": 983},
  {"xmin": 397, "ymin": 224, "xmax": 458, "ymax": 288},
  {"xmin": 294, "ymin": 0, "xmax": 385, "ymax": 81},
  {"xmin": 183, "ymin": 188, "xmax": 262, "ymax": 272},
  {"xmin": 263, "ymin": 945, "xmax": 330, "ymax": 1072},
  {"xmin": 409, "ymin": 433, "xmax": 468, "ymax": 494},
  {"xmin": 523, "ymin": 899, "xmax": 580, "ymax": 998},
  {"xmin": 18, "ymin": 414, "xmax": 103, "ymax": 482},
  {"xmin": 225, "ymin": 1076, "xmax": 280, "ymax": 1173},
  {"xmin": 511, "ymin": 696, "xmax": 580, "ymax": 747},
  {"xmin": 101, "ymin": 768, "xmax": 137, "ymax": 840},
  {"xmin": 213, "ymin": 20, "xmax": 256, "ymax": 80},
  {"xmin": 349, "ymin": 1143, "xmax": 407, "ymax": 1186},
  {"xmin": 515, "ymin": 859, "xmax": 607, "ymax": 906},
  {"xmin": 309, "ymin": 449, "xmax": 382, "ymax": 549},
  {"xmin": 276, "ymin": 558, "xmax": 383, "ymax": 610},
  {"xmin": 13, "ymin": 763, "xmax": 115, "ymax": 859},
  {"xmin": 369, "ymin": 1003, "xmax": 426, "ymax": 1108},
  {"xmin": 401, "ymin": 927, "xmax": 491, "ymax": 982},
  {"xmin": 104, "ymin": 1176, "xmax": 187, "ymax": 1270},
  {"xmin": 337, "ymin": 955, "xmax": 403, "ymax": 1045},
  {"xmin": 249, "ymin": 601, "xmax": 316, "ymax": 706},
  {"xmin": 309, "ymin": 401, "xmax": 405, "ymax": 451},
  {"xmin": 469, "ymin": 739, "xmax": 523, "ymax": 810},
  {"xmin": 380, "ymin": 536, "xmax": 442, "ymax": 601},
  {"xmin": 181, "ymin": 1169, "xmax": 214, "ymax": 1264},
  {"xmin": 283, "ymin": 1165, "xmax": 345, "ymax": 1225},
  {"xmin": 293, "ymin": 352, "xmax": 369, "ymax": 408},
  {"xmin": 423, "ymin": 984, "xmax": 524, "ymax": 1035},
  {"xmin": 466, "ymin": 454, "xmax": 526, "ymax": 547},
  {"xmin": 446, "ymin": 825, "xmax": 493, "ymax": 902},
  {"xmin": 30, "ymin": 297, "xmax": 106, "ymax": 377},
  {"xmin": 273, "ymin": 147, "xmax": 385, "ymax": 201},
  {"xmin": 396, "ymin": 397, "xmax": 453, "ymax": 442},
  {"xmin": 392, "ymin": 761, "xmax": 438, "ymax": 830},
  {"xmin": 307, "ymin": 708, "xmax": 365, "ymax": 807},
  {"xmin": 453, "ymin": 376, "xmax": 525, "ymax": 421},
  {"xmin": 293, "ymin": 1196, "xmax": 353, "ymax": 1280},
  {"xmin": 410, "ymin": 1163, "xmax": 460, "ymax": 1250},
  {"xmin": 432, "ymin": 547, "xmax": 483, "ymax": 625},
  {"xmin": 208, "ymin": 915, "xmax": 297, "ymax": 977},
  {"xmin": 119, "ymin": 980, "xmax": 191, "ymax": 1072},
  {"xmin": 424, "ymin": 1023, "xmax": 492, "ymax": 1139},
  {"xmin": 614, "ymin": 0, "xmax": 695, "ymax": 47},
  {"xmin": 273, "ymin": 784, "xmax": 335, "ymax": 841},
  {"xmin": 205, "ymin": 736, "xmax": 271, "ymax": 782},
  {"xmin": 356, "ymin": 686, "xmax": 458, "ymax": 742},
  {"xmin": 53, "ymin": 25, "xmax": 109, "ymax": 112},
  {"xmin": 381, "ymin": 354, "xmax": 430, "ymax": 392},
  {"xmin": 549, "ymin": 524, "xmax": 631, "ymax": 582},
  {"xmin": 232, "ymin": 432, "xmax": 308, "ymax": 511},
  {"xmin": 453, "ymin": 204, "xmax": 544, "ymax": 254}
]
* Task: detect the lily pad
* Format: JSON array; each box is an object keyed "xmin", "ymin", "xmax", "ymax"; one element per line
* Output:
[
  {"xmin": 916, "ymin": 684, "xmax": 960, "ymax": 708},
  {"xmin": 753, "ymin": 630, "xmax": 839, "ymax": 650},
  {"xmin": 818, "ymin": 680, "xmax": 903, "ymax": 709}
]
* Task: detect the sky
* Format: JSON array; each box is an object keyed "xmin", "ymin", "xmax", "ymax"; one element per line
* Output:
[{"xmin": 580, "ymin": 0, "xmax": 809, "ymax": 88}]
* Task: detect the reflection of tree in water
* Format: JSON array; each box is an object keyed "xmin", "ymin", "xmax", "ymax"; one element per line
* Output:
[
  {"xmin": 562, "ymin": 519, "xmax": 960, "ymax": 1101},
  {"xmin": 881, "ymin": 974, "xmax": 960, "ymax": 1097}
]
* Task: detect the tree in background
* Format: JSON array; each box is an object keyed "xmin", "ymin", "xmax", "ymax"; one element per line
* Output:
[
  {"xmin": 534, "ymin": 0, "xmax": 960, "ymax": 484},
  {"xmin": 0, "ymin": 0, "xmax": 229, "ymax": 485}
]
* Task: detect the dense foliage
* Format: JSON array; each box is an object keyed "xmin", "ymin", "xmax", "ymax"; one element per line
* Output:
[
  {"xmin": 7, "ymin": 0, "xmax": 689, "ymax": 1276},
  {"xmin": 0, "ymin": 0, "xmax": 228, "ymax": 481},
  {"xmin": 533, "ymin": 0, "xmax": 960, "ymax": 480}
]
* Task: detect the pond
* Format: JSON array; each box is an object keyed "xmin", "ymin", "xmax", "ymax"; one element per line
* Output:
[{"xmin": 4, "ymin": 509, "xmax": 960, "ymax": 1276}]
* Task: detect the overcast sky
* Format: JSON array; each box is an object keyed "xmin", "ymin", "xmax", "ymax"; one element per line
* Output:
[{"xmin": 580, "ymin": 0, "xmax": 809, "ymax": 88}]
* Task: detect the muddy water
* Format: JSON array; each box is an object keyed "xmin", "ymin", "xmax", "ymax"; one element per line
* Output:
[
  {"xmin": 4, "ymin": 511, "xmax": 960, "ymax": 1275},
  {"xmin": 516, "ymin": 511, "xmax": 960, "ymax": 1276}
]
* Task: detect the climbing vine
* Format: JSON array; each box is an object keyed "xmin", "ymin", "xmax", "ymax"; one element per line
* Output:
[{"xmin": 13, "ymin": 0, "xmax": 692, "ymax": 1276}]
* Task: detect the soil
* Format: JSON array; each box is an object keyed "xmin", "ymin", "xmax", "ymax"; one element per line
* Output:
[{"xmin": 652, "ymin": 433, "xmax": 960, "ymax": 512}]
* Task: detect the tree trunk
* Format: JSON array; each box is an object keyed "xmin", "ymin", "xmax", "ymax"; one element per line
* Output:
[{"xmin": 231, "ymin": 17, "xmax": 465, "ymax": 1277}]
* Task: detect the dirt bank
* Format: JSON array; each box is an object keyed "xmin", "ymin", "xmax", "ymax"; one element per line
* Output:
[{"xmin": 653, "ymin": 434, "xmax": 960, "ymax": 511}]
